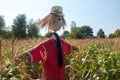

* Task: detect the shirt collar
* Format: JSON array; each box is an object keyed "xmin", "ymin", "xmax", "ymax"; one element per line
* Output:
[{"xmin": 52, "ymin": 33, "xmax": 57, "ymax": 40}]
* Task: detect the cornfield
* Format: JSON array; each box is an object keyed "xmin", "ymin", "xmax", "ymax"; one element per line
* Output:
[{"xmin": 0, "ymin": 38, "xmax": 120, "ymax": 80}]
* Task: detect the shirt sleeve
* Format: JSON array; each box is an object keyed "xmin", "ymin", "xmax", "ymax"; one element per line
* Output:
[
  {"xmin": 27, "ymin": 43, "xmax": 45, "ymax": 63},
  {"xmin": 61, "ymin": 39, "xmax": 71, "ymax": 55}
]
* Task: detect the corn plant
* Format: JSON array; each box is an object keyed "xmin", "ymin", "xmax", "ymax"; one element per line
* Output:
[{"xmin": 1, "ymin": 38, "xmax": 120, "ymax": 80}]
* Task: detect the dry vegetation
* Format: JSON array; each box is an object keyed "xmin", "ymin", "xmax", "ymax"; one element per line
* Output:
[{"xmin": 0, "ymin": 38, "xmax": 120, "ymax": 80}]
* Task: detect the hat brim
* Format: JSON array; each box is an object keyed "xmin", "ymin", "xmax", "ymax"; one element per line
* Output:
[{"xmin": 50, "ymin": 12, "xmax": 64, "ymax": 17}]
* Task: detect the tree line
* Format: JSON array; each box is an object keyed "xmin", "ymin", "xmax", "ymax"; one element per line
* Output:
[
  {"xmin": 0, "ymin": 15, "xmax": 120, "ymax": 39},
  {"xmin": 0, "ymin": 14, "xmax": 40, "ymax": 39}
]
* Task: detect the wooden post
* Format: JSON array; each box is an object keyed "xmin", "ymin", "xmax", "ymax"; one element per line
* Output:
[
  {"xmin": 12, "ymin": 25, "xmax": 15, "ymax": 59},
  {"xmin": 0, "ymin": 38, "xmax": 2, "ymax": 73}
]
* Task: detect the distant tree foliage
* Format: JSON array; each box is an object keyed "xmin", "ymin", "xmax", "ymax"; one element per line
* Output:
[
  {"xmin": 114, "ymin": 29, "xmax": 120, "ymax": 37},
  {"xmin": 109, "ymin": 33, "xmax": 115, "ymax": 38},
  {"xmin": 70, "ymin": 25, "xmax": 93, "ymax": 39},
  {"xmin": 13, "ymin": 14, "xmax": 27, "ymax": 39},
  {"xmin": 2, "ymin": 30, "xmax": 12, "ymax": 39},
  {"xmin": 81, "ymin": 26, "xmax": 93, "ymax": 38},
  {"xmin": 70, "ymin": 27, "xmax": 83, "ymax": 39},
  {"xmin": 97, "ymin": 29, "xmax": 105, "ymax": 38},
  {"xmin": 1, "ymin": 14, "xmax": 120, "ymax": 39},
  {"xmin": 70, "ymin": 21, "xmax": 76, "ymax": 28},
  {"xmin": 61, "ymin": 31, "xmax": 70, "ymax": 38},
  {"xmin": 45, "ymin": 32, "xmax": 53, "ymax": 38},
  {"xmin": 28, "ymin": 19, "xmax": 40, "ymax": 38},
  {"xmin": 0, "ymin": 16, "xmax": 6, "ymax": 37}
]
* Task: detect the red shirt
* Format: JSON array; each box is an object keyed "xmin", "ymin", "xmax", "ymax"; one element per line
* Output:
[{"xmin": 28, "ymin": 38, "xmax": 71, "ymax": 80}]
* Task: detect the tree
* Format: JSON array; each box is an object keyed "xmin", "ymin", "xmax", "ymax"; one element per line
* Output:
[
  {"xmin": 28, "ymin": 19, "xmax": 40, "ymax": 38},
  {"xmin": 70, "ymin": 25, "xmax": 93, "ymax": 39},
  {"xmin": 45, "ymin": 32, "xmax": 53, "ymax": 38},
  {"xmin": 97, "ymin": 29, "xmax": 105, "ymax": 38},
  {"xmin": 70, "ymin": 27, "xmax": 84, "ymax": 39},
  {"xmin": 70, "ymin": 21, "xmax": 77, "ymax": 38},
  {"xmin": 109, "ymin": 33, "xmax": 115, "ymax": 38},
  {"xmin": 114, "ymin": 29, "xmax": 120, "ymax": 37},
  {"xmin": 81, "ymin": 26, "xmax": 93, "ymax": 38},
  {"xmin": 2, "ymin": 30, "xmax": 12, "ymax": 39},
  {"xmin": 70, "ymin": 26, "xmax": 77, "ymax": 38},
  {"xmin": 75, "ymin": 27, "xmax": 84, "ymax": 39},
  {"xmin": 70, "ymin": 21, "xmax": 76, "ymax": 28},
  {"xmin": 13, "ymin": 14, "xmax": 27, "ymax": 39},
  {"xmin": 0, "ymin": 16, "xmax": 6, "ymax": 36},
  {"xmin": 61, "ymin": 31, "xmax": 70, "ymax": 38}
]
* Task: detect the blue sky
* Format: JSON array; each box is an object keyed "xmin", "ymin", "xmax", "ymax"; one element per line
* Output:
[{"xmin": 0, "ymin": 0, "xmax": 120, "ymax": 36}]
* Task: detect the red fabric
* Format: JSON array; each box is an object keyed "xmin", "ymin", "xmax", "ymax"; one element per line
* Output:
[{"xmin": 29, "ymin": 38, "xmax": 71, "ymax": 80}]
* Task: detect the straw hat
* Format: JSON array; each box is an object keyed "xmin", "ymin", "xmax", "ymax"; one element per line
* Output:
[{"xmin": 50, "ymin": 6, "xmax": 64, "ymax": 16}]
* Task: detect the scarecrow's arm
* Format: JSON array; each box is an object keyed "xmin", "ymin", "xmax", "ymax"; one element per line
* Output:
[
  {"xmin": 71, "ymin": 45, "xmax": 79, "ymax": 52},
  {"xmin": 14, "ymin": 51, "xmax": 30, "ymax": 63}
]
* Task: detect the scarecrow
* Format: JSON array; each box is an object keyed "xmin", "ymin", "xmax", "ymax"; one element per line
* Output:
[{"xmin": 14, "ymin": 6, "xmax": 78, "ymax": 80}]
